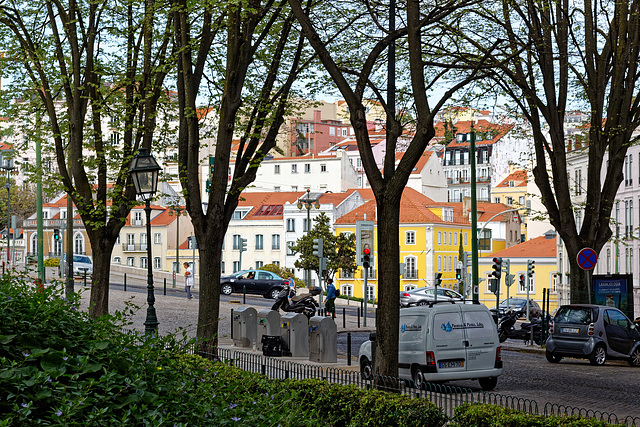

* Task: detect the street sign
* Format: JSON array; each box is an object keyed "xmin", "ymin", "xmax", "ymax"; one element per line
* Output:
[{"xmin": 577, "ymin": 247, "xmax": 597, "ymax": 270}]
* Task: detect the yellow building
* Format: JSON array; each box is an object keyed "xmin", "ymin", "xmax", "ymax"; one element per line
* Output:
[
  {"xmin": 478, "ymin": 231, "xmax": 560, "ymax": 312},
  {"xmin": 333, "ymin": 188, "xmax": 519, "ymax": 300},
  {"xmin": 492, "ymin": 168, "xmax": 528, "ymax": 242}
]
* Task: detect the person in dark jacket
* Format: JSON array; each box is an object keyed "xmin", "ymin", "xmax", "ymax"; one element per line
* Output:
[{"xmin": 325, "ymin": 278, "xmax": 337, "ymax": 319}]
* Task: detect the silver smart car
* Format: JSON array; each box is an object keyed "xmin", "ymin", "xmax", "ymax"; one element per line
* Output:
[{"xmin": 546, "ymin": 304, "xmax": 640, "ymax": 366}]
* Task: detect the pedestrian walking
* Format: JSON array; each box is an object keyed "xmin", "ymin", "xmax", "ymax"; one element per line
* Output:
[
  {"xmin": 325, "ymin": 278, "xmax": 337, "ymax": 319},
  {"xmin": 287, "ymin": 275, "xmax": 295, "ymax": 290},
  {"xmin": 184, "ymin": 262, "xmax": 194, "ymax": 299}
]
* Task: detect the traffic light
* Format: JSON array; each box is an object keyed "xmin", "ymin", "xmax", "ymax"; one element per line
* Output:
[
  {"xmin": 312, "ymin": 238, "xmax": 323, "ymax": 258},
  {"xmin": 502, "ymin": 258, "xmax": 510, "ymax": 276},
  {"xmin": 527, "ymin": 259, "xmax": 535, "ymax": 277},
  {"xmin": 239, "ymin": 237, "xmax": 247, "ymax": 253},
  {"xmin": 489, "ymin": 278, "xmax": 498, "ymax": 294},
  {"xmin": 435, "ymin": 272, "xmax": 442, "ymax": 286},
  {"xmin": 53, "ymin": 228, "xmax": 60, "ymax": 241},
  {"xmin": 519, "ymin": 273, "xmax": 526, "ymax": 288},
  {"xmin": 491, "ymin": 257, "xmax": 502, "ymax": 280},
  {"xmin": 363, "ymin": 244, "xmax": 371, "ymax": 268},
  {"xmin": 455, "ymin": 268, "xmax": 462, "ymax": 281}
]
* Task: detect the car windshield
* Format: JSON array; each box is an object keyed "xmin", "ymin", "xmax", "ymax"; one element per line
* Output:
[
  {"xmin": 555, "ymin": 307, "xmax": 595, "ymax": 325},
  {"xmin": 73, "ymin": 256, "xmax": 91, "ymax": 264},
  {"xmin": 500, "ymin": 298, "xmax": 525, "ymax": 306}
]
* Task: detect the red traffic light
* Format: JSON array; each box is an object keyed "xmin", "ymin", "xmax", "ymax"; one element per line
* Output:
[{"xmin": 364, "ymin": 247, "xmax": 371, "ymax": 255}]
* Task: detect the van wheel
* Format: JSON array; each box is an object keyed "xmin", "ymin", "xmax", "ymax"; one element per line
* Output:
[
  {"xmin": 412, "ymin": 367, "xmax": 424, "ymax": 390},
  {"xmin": 479, "ymin": 376, "xmax": 498, "ymax": 391},
  {"xmin": 498, "ymin": 330, "xmax": 508, "ymax": 343},
  {"xmin": 628, "ymin": 347, "xmax": 640, "ymax": 367},
  {"xmin": 589, "ymin": 344, "xmax": 607, "ymax": 366},
  {"xmin": 545, "ymin": 351, "xmax": 562, "ymax": 363},
  {"xmin": 360, "ymin": 359, "xmax": 373, "ymax": 381}
]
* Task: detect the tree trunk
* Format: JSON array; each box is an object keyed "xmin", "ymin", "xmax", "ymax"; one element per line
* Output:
[
  {"xmin": 373, "ymin": 191, "xmax": 401, "ymax": 378},
  {"xmin": 196, "ymin": 234, "xmax": 223, "ymax": 350},
  {"xmin": 88, "ymin": 236, "xmax": 115, "ymax": 318}
]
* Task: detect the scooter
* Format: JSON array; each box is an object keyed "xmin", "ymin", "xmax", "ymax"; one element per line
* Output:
[
  {"xmin": 498, "ymin": 309, "xmax": 542, "ymax": 344},
  {"xmin": 271, "ymin": 286, "xmax": 320, "ymax": 319}
]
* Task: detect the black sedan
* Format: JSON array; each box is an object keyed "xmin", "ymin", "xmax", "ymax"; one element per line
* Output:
[
  {"xmin": 498, "ymin": 297, "xmax": 543, "ymax": 318},
  {"xmin": 220, "ymin": 269, "xmax": 286, "ymax": 299}
]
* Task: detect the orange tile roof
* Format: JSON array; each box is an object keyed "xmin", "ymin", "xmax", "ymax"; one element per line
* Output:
[
  {"xmin": 150, "ymin": 209, "xmax": 178, "ymax": 227},
  {"xmin": 488, "ymin": 234, "xmax": 557, "ymax": 258},
  {"xmin": 434, "ymin": 120, "xmax": 513, "ymax": 148},
  {"xmin": 496, "ymin": 170, "xmax": 527, "ymax": 188}
]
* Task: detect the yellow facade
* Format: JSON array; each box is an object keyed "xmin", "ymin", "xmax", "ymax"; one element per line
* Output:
[{"xmin": 334, "ymin": 221, "xmax": 473, "ymax": 300}]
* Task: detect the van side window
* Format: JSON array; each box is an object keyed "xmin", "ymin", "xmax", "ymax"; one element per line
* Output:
[
  {"xmin": 463, "ymin": 311, "xmax": 495, "ymax": 339},
  {"xmin": 433, "ymin": 313, "xmax": 464, "ymax": 341}
]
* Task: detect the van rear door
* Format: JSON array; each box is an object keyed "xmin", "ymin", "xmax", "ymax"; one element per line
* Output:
[
  {"xmin": 431, "ymin": 304, "xmax": 466, "ymax": 373},
  {"xmin": 461, "ymin": 307, "xmax": 498, "ymax": 372}
]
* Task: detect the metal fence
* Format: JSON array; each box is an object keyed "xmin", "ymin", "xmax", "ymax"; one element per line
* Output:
[{"xmin": 196, "ymin": 346, "xmax": 640, "ymax": 426}]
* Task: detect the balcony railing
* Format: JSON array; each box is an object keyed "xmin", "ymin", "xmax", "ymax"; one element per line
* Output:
[
  {"xmin": 404, "ymin": 269, "xmax": 418, "ymax": 279},
  {"xmin": 122, "ymin": 243, "xmax": 148, "ymax": 252}
]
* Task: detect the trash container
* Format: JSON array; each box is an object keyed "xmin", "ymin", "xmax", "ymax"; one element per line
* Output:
[
  {"xmin": 232, "ymin": 306, "xmax": 257, "ymax": 348},
  {"xmin": 309, "ymin": 316, "xmax": 337, "ymax": 363},
  {"xmin": 257, "ymin": 309, "xmax": 280, "ymax": 351},
  {"xmin": 280, "ymin": 312, "xmax": 309, "ymax": 357}
]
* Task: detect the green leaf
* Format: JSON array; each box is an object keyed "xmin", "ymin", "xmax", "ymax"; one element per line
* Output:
[
  {"xmin": 0, "ymin": 334, "xmax": 16, "ymax": 344},
  {"xmin": 40, "ymin": 352, "xmax": 64, "ymax": 372}
]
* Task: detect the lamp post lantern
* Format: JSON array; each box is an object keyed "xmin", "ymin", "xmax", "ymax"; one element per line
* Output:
[
  {"xmin": 297, "ymin": 189, "xmax": 321, "ymax": 288},
  {"xmin": 128, "ymin": 148, "xmax": 161, "ymax": 335},
  {"xmin": 0, "ymin": 148, "xmax": 15, "ymax": 269}
]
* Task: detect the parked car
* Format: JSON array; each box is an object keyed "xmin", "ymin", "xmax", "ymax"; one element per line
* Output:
[
  {"xmin": 360, "ymin": 302, "xmax": 502, "ymax": 390},
  {"xmin": 220, "ymin": 269, "xmax": 286, "ymax": 299},
  {"xmin": 59, "ymin": 254, "xmax": 93, "ymax": 278},
  {"xmin": 497, "ymin": 297, "xmax": 542, "ymax": 318},
  {"xmin": 546, "ymin": 304, "xmax": 640, "ymax": 366},
  {"xmin": 400, "ymin": 287, "xmax": 464, "ymax": 307}
]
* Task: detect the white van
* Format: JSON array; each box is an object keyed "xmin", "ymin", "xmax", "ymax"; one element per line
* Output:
[{"xmin": 359, "ymin": 302, "xmax": 502, "ymax": 390}]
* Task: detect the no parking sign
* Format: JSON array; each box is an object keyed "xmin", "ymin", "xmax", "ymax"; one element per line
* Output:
[{"xmin": 577, "ymin": 247, "xmax": 597, "ymax": 270}]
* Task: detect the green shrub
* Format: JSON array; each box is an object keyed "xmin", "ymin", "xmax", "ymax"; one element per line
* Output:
[
  {"xmin": 43, "ymin": 258, "xmax": 60, "ymax": 267},
  {"xmin": 452, "ymin": 403, "xmax": 624, "ymax": 427},
  {"xmin": 283, "ymin": 379, "xmax": 447, "ymax": 427}
]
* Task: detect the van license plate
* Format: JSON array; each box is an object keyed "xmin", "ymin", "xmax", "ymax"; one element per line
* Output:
[
  {"xmin": 561, "ymin": 327, "xmax": 579, "ymax": 334},
  {"xmin": 439, "ymin": 360, "xmax": 463, "ymax": 369}
]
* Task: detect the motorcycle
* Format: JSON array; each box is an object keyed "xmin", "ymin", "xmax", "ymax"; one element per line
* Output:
[
  {"xmin": 497, "ymin": 309, "xmax": 543, "ymax": 345},
  {"xmin": 271, "ymin": 286, "xmax": 320, "ymax": 319}
]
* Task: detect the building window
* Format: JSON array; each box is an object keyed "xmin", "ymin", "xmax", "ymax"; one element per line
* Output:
[
  {"xmin": 233, "ymin": 261, "xmax": 240, "ymax": 273},
  {"xmin": 448, "ymin": 256, "xmax": 452, "ymax": 272},
  {"xmin": 329, "ymin": 127, "xmax": 335, "ymax": 136},
  {"xmin": 448, "ymin": 232, "xmax": 452, "ymax": 245},
  {"xmin": 405, "ymin": 231, "xmax": 416, "ymax": 245},
  {"xmin": 304, "ymin": 163, "xmax": 311, "ymax": 173},
  {"xmin": 255, "ymin": 234, "xmax": 263, "ymax": 250},
  {"xmin": 342, "ymin": 128, "xmax": 347, "ymax": 137},
  {"xmin": 404, "ymin": 256, "xmax": 417, "ymax": 279},
  {"xmin": 154, "ymin": 257, "xmax": 161, "ymax": 269},
  {"xmin": 286, "ymin": 219, "xmax": 295, "ymax": 232},
  {"xmin": 341, "ymin": 284, "xmax": 353, "ymax": 297},
  {"xmin": 272, "ymin": 261, "xmax": 280, "ymax": 266},
  {"xmin": 74, "ymin": 233, "xmax": 84, "ymax": 254},
  {"xmin": 274, "ymin": 164, "xmax": 280, "ymax": 174},
  {"xmin": 494, "ymin": 197, "xmax": 501, "ymax": 203},
  {"xmin": 255, "ymin": 261, "xmax": 263, "ymax": 269},
  {"xmin": 272, "ymin": 234, "xmax": 280, "ymax": 250},
  {"xmin": 140, "ymin": 257, "xmax": 148, "ymax": 269},
  {"xmin": 287, "ymin": 241, "xmax": 295, "ymax": 256},
  {"xmin": 291, "ymin": 164, "xmax": 298, "ymax": 174},
  {"xmin": 437, "ymin": 231, "xmax": 441, "ymax": 245},
  {"xmin": 113, "ymin": 256, "xmax": 121, "ymax": 264},
  {"xmin": 127, "ymin": 257, "xmax": 135, "ymax": 267},
  {"xmin": 464, "ymin": 232, "xmax": 468, "ymax": 246},
  {"xmin": 154, "ymin": 232, "xmax": 162, "ymax": 244},
  {"xmin": 506, "ymin": 196, "xmax": 513, "ymax": 205},
  {"xmin": 134, "ymin": 211, "xmax": 143, "ymax": 225},
  {"xmin": 233, "ymin": 234, "xmax": 241, "ymax": 250},
  {"xmin": 321, "ymin": 164, "xmax": 327, "ymax": 172},
  {"xmin": 478, "ymin": 229, "xmax": 491, "ymax": 251},
  {"xmin": 575, "ymin": 168, "xmax": 582, "ymax": 194},
  {"xmin": 437, "ymin": 256, "xmax": 441, "ymax": 272}
]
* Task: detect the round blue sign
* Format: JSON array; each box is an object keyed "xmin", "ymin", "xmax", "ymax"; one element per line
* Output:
[{"xmin": 577, "ymin": 247, "xmax": 597, "ymax": 270}]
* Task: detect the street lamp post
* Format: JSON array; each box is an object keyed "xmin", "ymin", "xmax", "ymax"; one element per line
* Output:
[
  {"xmin": 128, "ymin": 148, "xmax": 161, "ymax": 335},
  {"xmin": 297, "ymin": 189, "xmax": 320, "ymax": 289},
  {"xmin": 0, "ymin": 149, "xmax": 15, "ymax": 270}
]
